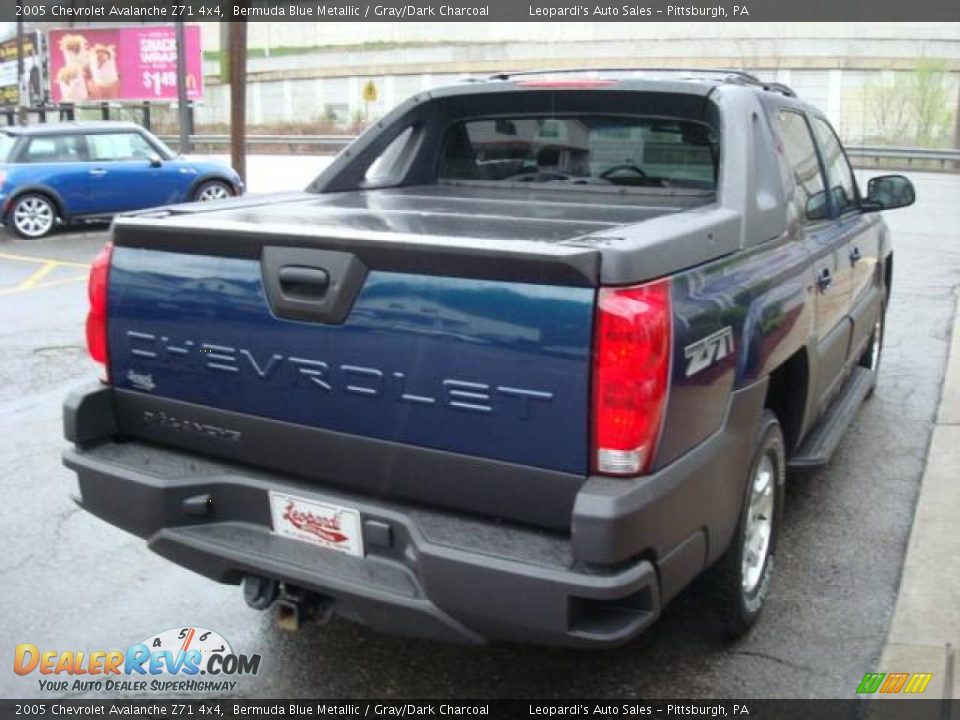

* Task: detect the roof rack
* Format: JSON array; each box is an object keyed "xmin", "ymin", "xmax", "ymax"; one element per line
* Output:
[{"xmin": 486, "ymin": 67, "xmax": 796, "ymax": 97}]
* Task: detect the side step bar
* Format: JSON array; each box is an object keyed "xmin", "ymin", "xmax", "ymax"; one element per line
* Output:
[{"xmin": 788, "ymin": 367, "xmax": 875, "ymax": 470}]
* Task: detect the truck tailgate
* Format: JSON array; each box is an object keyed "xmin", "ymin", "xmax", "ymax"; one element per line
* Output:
[{"xmin": 103, "ymin": 191, "xmax": 627, "ymax": 527}]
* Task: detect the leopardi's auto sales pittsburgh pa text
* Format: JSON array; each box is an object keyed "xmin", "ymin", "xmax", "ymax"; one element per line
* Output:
[{"xmin": 529, "ymin": 3, "xmax": 746, "ymax": 16}]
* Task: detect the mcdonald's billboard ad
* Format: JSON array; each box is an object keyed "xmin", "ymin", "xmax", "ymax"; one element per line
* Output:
[{"xmin": 48, "ymin": 25, "xmax": 202, "ymax": 103}]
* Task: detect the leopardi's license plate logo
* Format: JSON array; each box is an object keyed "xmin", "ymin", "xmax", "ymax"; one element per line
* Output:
[{"xmin": 269, "ymin": 492, "xmax": 364, "ymax": 557}]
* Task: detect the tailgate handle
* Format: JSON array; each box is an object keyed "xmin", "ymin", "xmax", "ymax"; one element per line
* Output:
[
  {"xmin": 261, "ymin": 247, "xmax": 368, "ymax": 324},
  {"xmin": 278, "ymin": 266, "xmax": 330, "ymax": 299}
]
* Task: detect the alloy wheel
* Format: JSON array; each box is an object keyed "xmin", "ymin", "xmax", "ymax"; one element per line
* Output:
[
  {"xmin": 198, "ymin": 183, "xmax": 231, "ymax": 202},
  {"xmin": 742, "ymin": 453, "xmax": 775, "ymax": 594},
  {"xmin": 13, "ymin": 197, "xmax": 55, "ymax": 238}
]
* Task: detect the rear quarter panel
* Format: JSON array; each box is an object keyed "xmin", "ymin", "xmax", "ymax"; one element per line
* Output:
[{"xmin": 655, "ymin": 237, "xmax": 813, "ymax": 467}]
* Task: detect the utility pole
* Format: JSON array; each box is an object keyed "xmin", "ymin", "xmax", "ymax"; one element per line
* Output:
[
  {"xmin": 229, "ymin": 20, "xmax": 247, "ymax": 183},
  {"xmin": 175, "ymin": 21, "xmax": 192, "ymax": 154},
  {"xmin": 16, "ymin": 11, "xmax": 26, "ymax": 124}
]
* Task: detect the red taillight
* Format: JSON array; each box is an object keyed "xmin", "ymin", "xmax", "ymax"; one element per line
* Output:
[
  {"xmin": 515, "ymin": 79, "xmax": 617, "ymax": 89},
  {"xmin": 591, "ymin": 279, "xmax": 672, "ymax": 476},
  {"xmin": 85, "ymin": 241, "xmax": 113, "ymax": 376}
]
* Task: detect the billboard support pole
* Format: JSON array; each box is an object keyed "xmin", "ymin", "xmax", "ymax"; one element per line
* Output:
[
  {"xmin": 229, "ymin": 20, "xmax": 247, "ymax": 183},
  {"xmin": 16, "ymin": 13, "xmax": 25, "ymax": 124},
  {"xmin": 175, "ymin": 21, "xmax": 192, "ymax": 154}
]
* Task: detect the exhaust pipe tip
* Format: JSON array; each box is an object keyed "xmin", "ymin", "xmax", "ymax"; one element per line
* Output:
[{"xmin": 243, "ymin": 575, "xmax": 279, "ymax": 611}]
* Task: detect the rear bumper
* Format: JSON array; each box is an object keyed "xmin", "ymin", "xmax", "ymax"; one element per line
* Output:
[
  {"xmin": 63, "ymin": 379, "xmax": 765, "ymax": 647},
  {"xmin": 64, "ymin": 434, "xmax": 660, "ymax": 647}
]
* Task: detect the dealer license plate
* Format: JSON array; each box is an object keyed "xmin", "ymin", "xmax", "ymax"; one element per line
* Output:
[{"xmin": 269, "ymin": 491, "xmax": 364, "ymax": 557}]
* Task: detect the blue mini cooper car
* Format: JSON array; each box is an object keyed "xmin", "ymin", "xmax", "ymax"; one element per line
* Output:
[{"xmin": 0, "ymin": 121, "xmax": 244, "ymax": 238}]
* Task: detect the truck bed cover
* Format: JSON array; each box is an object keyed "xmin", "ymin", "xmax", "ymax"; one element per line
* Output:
[{"xmin": 114, "ymin": 185, "xmax": 723, "ymax": 287}]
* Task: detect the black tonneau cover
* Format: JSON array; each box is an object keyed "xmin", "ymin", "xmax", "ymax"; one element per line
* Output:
[
  {"xmin": 138, "ymin": 185, "xmax": 704, "ymax": 242},
  {"xmin": 113, "ymin": 185, "xmax": 711, "ymax": 288}
]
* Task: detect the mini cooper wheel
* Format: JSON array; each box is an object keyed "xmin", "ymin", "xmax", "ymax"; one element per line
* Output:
[
  {"xmin": 705, "ymin": 409, "xmax": 785, "ymax": 638},
  {"xmin": 9, "ymin": 194, "xmax": 56, "ymax": 239},
  {"xmin": 194, "ymin": 180, "xmax": 233, "ymax": 203}
]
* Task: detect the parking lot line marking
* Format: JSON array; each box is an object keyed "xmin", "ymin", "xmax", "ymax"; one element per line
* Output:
[
  {"xmin": 18, "ymin": 261, "xmax": 58, "ymax": 289},
  {"xmin": 0, "ymin": 272, "xmax": 87, "ymax": 296},
  {"xmin": 0, "ymin": 251, "xmax": 89, "ymax": 269}
]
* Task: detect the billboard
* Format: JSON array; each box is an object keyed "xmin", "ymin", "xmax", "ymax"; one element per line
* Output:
[
  {"xmin": 0, "ymin": 32, "xmax": 47, "ymax": 106},
  {"xmin": 48, "ymin": 25, "xmax": 202, "ymax": 103}
]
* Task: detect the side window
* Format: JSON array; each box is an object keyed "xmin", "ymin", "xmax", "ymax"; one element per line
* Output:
[
  {"xmin": 364, "ymin": 126, "xmax": 417, "ymax": 186},
  {"xmin": 811, "ymin": 117, "xmax": 858, "ymax": 215},
  {"xmin": 775, "ymin": 110, "xmax": 828, "ymax": 222},
  {"xmin": 23, "ymin": 135, "xmax": 84, "ymax": 163},
  {"xmin": 86, "ymin": 133, "xmax": 155, "ymax": 162}
]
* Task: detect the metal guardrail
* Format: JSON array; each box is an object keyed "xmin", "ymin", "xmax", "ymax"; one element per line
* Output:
[
  {"xmin": 160, "ymin": 134, "xmax": 960, "ymax": 171},
  {"xmin": 159, "ymin": 134, "xmax": 356, "ymax": 150},
  {"xmin": 845, "ymin": 146, "xmax": 960, "ymax": 170}
]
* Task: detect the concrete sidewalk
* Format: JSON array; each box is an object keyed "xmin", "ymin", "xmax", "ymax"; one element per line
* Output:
[{"xmin": 878, "ymin": 290, "xmax": 960, "ymax": 705}]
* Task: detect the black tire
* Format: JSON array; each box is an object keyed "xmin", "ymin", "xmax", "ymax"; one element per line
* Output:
[
  {"xmin": 7, "ymin": 193, "xmax": 57, "ymax": 239},
  {"xmin": 193, "ymin": 179, "xmax": 234, "ymax": 203},
  {"xmin": 859, "ymin": 299, "xmax": 886, "ymax": 399},
  {"xmin": 704, "ymin": 409, "xmax": 786, "ymax": 639}
]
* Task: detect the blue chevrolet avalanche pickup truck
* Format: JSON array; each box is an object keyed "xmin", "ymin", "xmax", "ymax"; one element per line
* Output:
[{"xmin": 63, "ymin": 69, "xmax": 915, "ymax": 647}]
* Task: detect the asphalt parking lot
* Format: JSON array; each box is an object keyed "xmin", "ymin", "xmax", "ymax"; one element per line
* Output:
[{"xmin": 1, "ymin": 171, "xmax": 958, "ymax": 700}]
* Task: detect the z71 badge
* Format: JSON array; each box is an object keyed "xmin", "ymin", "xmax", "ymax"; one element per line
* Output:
[{"xmin": 684, "ymin": 326, "xmax": 735, "ymax": 377}]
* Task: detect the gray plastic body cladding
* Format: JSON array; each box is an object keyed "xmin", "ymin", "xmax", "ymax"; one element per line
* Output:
[
  {"xmin": 585, "ymin": 206, "xmax": 742, "ymax": 285},
  {"xmin": 572, "ymin": 378, "xmax": 768, "ymax": 567}
]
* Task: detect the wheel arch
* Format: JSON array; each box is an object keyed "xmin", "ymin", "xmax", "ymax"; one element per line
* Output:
[
  {"xmin": 4, "ymin": 185, "xmax": 67, "ymax": 221},
  {"xmin": 762, "ymin": 347, "xmax": 810, "ymax": 457},
  {"xmin": 883, "ymin": 251, "xmax": 893, "ymax": 297},
  {"xmin": 187, "ymin": 174, "xmax": 237, "ymax": 201}
]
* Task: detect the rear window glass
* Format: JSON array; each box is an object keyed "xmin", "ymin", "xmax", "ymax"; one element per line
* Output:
[
  {"xmin": 23, "ymin": 135, "xmax": 84, "ymax": 163},
  {"xmin": 439, "ymin": 116, "xmax": 718, "ymax": 190}
]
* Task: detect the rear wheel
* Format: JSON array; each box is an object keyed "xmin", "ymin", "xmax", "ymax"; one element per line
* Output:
[
  {"xmin": 705, "ymin": 409, "xmax": 785, "ymax": 638},
  {"xmin": 9, "ymin": 194, "xmax": 57, "ymax": 239},
  {"xmin": 193, "ymin": 180, "xmax": 233, "ymax": 203}
]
